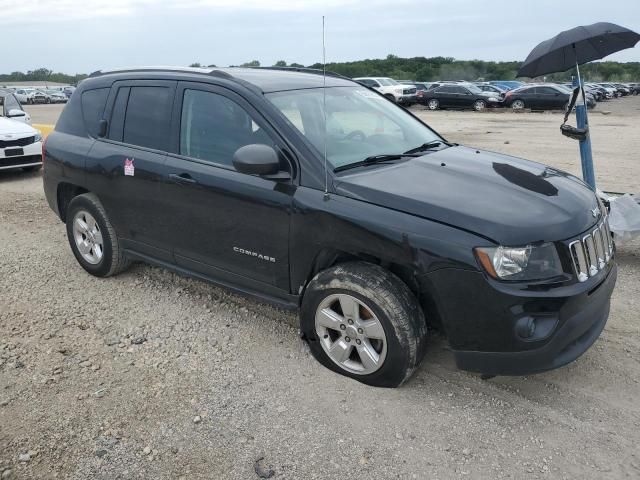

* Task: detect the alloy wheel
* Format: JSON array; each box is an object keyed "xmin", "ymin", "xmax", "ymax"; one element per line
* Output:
[
  {"xmin": 315, "ymin": 294, "xmax": 387, "ymax": 375},
  {"xmin": 427, "ymin": 99, "xmax": 439, "ymax": 110},
  {"xmin": 512, "ymin": 100, "xmax": 525, "ymax": 110},
  {"xmin": 474, "ymin": 100, "xmax": 486, "ymax": 111},
  {"xmin": 72, "ymin": 210, "xmax": 104, "ymax": 265}
]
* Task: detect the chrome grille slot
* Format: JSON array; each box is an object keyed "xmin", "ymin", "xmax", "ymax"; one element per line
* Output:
[
  {"xmin": 569, "ymin": 240, "xmax": 589, "ymax": 282},
  {"xmin": 569, "ymin": 216, "xmax": 614, "ymax": 282},
  {"xmin": 583, "ymin": 234, "xmax": 598, "ymax": 276}
]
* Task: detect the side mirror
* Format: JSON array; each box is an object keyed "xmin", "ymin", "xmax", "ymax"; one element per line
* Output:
[
  {"xmin": 233, "ymin": 144, "xmax": 282, "ymax": 177},
  {"xmin": 7, "ymin": 109, "xmax": 26, "ymax": 118}
]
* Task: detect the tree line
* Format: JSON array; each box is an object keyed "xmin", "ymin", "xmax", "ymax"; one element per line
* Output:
[
  {"xmin": 2, "ymin": 56, "xmax": 639, "ymax": 85},
  {"xmin": 0, "ymin": 68, "xmax": 88, "ymax": 85}
]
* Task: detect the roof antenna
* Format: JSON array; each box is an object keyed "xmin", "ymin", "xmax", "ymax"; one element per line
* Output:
[{"xmin": 322, "ymin": 15, "xmax": 329, "ymax": 200}]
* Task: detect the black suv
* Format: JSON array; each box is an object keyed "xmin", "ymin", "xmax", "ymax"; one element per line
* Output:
[{"xmin": 43, "ymin": 67, "xmax": 617, "ymax": 387}]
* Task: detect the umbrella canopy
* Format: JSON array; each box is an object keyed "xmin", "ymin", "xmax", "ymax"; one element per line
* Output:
[{"xmin": 517, "ymin": 22, "xmax": 640, "ymax": 78}]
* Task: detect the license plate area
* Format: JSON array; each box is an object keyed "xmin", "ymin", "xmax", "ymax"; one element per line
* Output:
[{"xmin": 5, "ymin": 148, "xmax": 24, "ymax": 157}]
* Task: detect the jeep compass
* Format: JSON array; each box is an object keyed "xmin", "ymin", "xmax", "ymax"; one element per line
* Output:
[{"xmin": 43, "ymin": 67, "xmax": 616, "ymax": 387}]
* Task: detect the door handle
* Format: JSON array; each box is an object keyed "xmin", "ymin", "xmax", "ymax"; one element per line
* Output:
[{"xmin": 168, "ymin": 173, "xmax": 197, "ymax": 185}]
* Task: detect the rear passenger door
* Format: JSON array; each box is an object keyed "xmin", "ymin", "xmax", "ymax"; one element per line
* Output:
[
  {"xmin": 160, "ymin": 82, "xmax": 293, "ymax": 293},
  {"xmin": 86, "ymin": 80, "xmax": 176, "ymax": 262}
]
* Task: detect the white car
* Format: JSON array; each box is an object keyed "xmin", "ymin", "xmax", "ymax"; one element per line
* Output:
[
  {"xmin": 43, "ymin": 89, "xmax": 68, "ymax": 103},
  {"xmin": 353, "ymin": 77, "xmax": 417, "ymax": 105},
  {"xmin": 1, "ymin": 90, "xmax": 33, "ymax": 125},
  {"xmin": 12, "ymin": 88, "xmax": 48, "ymax": 104},
  {"xmin": 0, "ymin": 117, "xmax": 43, "ymax": 172}
]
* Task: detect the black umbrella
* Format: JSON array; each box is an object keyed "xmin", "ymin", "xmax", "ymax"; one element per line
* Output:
[{"xmin": 517, "ymin": 22, "xmax": 640, "ymax": 78}]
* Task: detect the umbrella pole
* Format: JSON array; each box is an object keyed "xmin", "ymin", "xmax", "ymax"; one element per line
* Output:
[{"xmin": 573, "ymin": 61, "xmax": 596, "ymax": 189}]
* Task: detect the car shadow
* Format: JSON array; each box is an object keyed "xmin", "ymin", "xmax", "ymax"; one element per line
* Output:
[{"xmin": 0, "ymin": 169, "xmax": 42, "ymax": 183}]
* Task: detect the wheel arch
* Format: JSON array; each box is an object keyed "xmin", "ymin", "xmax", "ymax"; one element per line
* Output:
[
  {"xmin": 57, "ymin": 182, "xmax": 89, "ymax": 222},
  {"xmin": 300, "ymin": 248, "xmax": 443, "ymax": 329}
]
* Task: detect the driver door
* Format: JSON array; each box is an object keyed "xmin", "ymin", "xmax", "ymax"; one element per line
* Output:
[{"xmin": 159, "ymin": 83, "xmax": 294, "ymax": 293}]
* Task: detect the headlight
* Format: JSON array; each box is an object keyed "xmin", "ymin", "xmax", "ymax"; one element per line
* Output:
[
  {"xmin": 34, "ymin": 133, "xmax": 43, "ymax": 142},
  {"xmin": 475, "ymin": 243, "xmax": 563, "ymax": 281}
]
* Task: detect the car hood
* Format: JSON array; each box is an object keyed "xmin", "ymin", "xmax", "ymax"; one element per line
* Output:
[
  {"xmin": 0, "ymin": 117, "xmax": 37, "ymax": 136},
  {"xmin": 334, "ymin": 146, "xmax": 600, "ymax": 245}
]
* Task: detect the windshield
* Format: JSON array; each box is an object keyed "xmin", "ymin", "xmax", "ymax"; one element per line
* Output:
[
  {"xmin": 378, "ymin": 78, "xmax": 398, "ymax": 86},
  {"xmin": 267, "ymin": 86, "xmax": 442, "ymax": 169}
]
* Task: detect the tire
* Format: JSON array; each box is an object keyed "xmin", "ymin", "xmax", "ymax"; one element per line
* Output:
[
  {"xmin": 65, "ymin": 193, "xmax": 130, "ymax": 277},
  {"xmin": 511, "ymin": 99, "xmax": 525, "ymax": 110},
  {"xmin": 45, "ymin": 98, "xmax": 51, "ymax": 104},
  {"xmin": 427, "ymin": 99, "xmax": 439, "ymax": 110},
  {"xmin": 22, "ymin": 165, "xmax": 42, "ymax": 172},
  {"xmin": 384, "ymin": 94, "xmax": 396, "ymax": 103},
  {"xmin": 301, "ymin": 262, "xmax": 427, "ymax": 388},
  {"xmin": 473, "ymin": 99, "xmax": 487, "ymax": 111}
]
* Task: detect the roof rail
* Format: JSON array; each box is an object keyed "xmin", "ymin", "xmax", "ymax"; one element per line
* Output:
[
  {"xmin": 88, "ymin": 66, "xmax": 226, "ymax": 78},
  {"xmin": 247, "ymin": 66, "xmax": 350, "ymax": 81}
]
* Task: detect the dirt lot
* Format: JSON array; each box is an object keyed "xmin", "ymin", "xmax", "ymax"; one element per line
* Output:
[{"xmin": 1, "ymin": 99, "xmax": 639, "ymax": 480}]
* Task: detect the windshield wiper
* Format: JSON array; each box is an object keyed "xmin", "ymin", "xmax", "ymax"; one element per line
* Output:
[
  {"xmin": 334, "ymin": 153, "xmax": 421, "ymax": 173},
  {"xmin": 403, "ymin": 140, "xmax": 447, "ymax": 155}
]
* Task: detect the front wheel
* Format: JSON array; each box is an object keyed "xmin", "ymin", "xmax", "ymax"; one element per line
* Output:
[
  {"xmin": 427, "ymin": 99, "xmax": 439, "ymax": 110},
  {"xmin": 473, "ymin": 99, "xmax": 487, "ymax": 111},
  {"xmin": 511, "ymin": 99, "xmax": 525, "ymax": 110},
  {"xmin": 301, "ymin": 262, "xmax": 427, "ymax": 388},
  {"xmin": 384, "ymin": 94, "xmax": 396, "ymax": 103},
  {"xmin": 66, "ymin": 193, "xmax": 130, "ymax": 277}
]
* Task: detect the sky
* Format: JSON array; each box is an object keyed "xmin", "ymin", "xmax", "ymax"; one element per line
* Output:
[{"xmin": 2, "ymin": 0, "xmax": 639, "ymax": 74}]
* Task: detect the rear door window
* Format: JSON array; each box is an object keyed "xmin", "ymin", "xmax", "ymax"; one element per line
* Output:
[
  {"xmin": 81, "ymin": 88, "xmax": 109, "ymax": 137},
  {"xmin": 122, "ymin": 86, "xmax": 173, "ymax": 151}
]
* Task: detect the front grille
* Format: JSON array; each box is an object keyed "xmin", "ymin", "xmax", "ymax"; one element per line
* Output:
[
  {"xmin": 0, "ymin": 136, "xmax": 35, "ymax": 148},
  {"xmin": 403, "ymin": 88, "xmax": 417, "ymax": 95},
  {"xmin": 569, "ymin": 216, "xmax": 614, "ymax": 282}
]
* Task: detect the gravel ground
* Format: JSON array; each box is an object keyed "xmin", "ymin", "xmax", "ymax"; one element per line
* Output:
[{"xmin": 1, "ymin": 99, "xmax": 639, "ymax": 480}]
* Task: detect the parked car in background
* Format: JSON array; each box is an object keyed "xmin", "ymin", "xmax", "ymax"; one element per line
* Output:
[
  {"xmin": 505, "ymin": 84, "xmax": 574, "ymax": 111},
  {"xmin": 63, "ymin": 86, "xmax": 76, "ymax": 98},
  {"xmin": 423, "ymin": 83, "xmax": 502, "ymax": 111},
  {"xmin": 43, "ymin": 89, "xmax": 68, "ymax": 103},
  {"xmin": 353, "ymin": 77, "xmax": 417, "ymax": 105},
  {"xmin": 0, "ymin": 116, "xmax": 42, "ymax": 172},
  {"xmin": 13, "ymin": 88, "xmax": 47, "ymax": 104},
  {"xmin": 489, "ymin": 80, "xmax": 524, "ymax": 91},
  {"xmin": 0, "ymin": 90, "xmax": 32, "ymax": 125},
  {"xmin": 555, "ymin": 84, "xmax": 597, "ymax": 108},
  {"xmin": 474, "ymin": 82, "xmax": 508, "ymax": 97},
  {"xmin": 399, "ymin": 81, "xmax": 433, "ymax": 104},
  {"xmin": 596, "ymin": 83, "xmax": 619, "ymax": 98}
]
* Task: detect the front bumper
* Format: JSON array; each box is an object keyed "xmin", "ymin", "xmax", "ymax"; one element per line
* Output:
[
  {"xmin": 0, "ymin": 141, "xmax": 42, "ymax": 170},
  {"xmin": 421, "ymin": 262, "xmax": 617, "ymax": 376}
]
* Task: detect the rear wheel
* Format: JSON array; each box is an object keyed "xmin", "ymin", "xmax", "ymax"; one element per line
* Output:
[
  {"xmin": 473, "ymin": 99, "xmax": 487, "ymax": 111},
  {"xmin": 65, "ymin": 193, "xmax": 130, "ymax": 277},
  {"xmin": 511, "ymin": 99, "xmax": 525, "ymax": 110},
  {"xmin": 427, "ymin": 99, "xmax": 439, "ymax": 110},
  {"xmin": 301, "ymin": 262, "xmax": 427, "ymax": 388}
]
